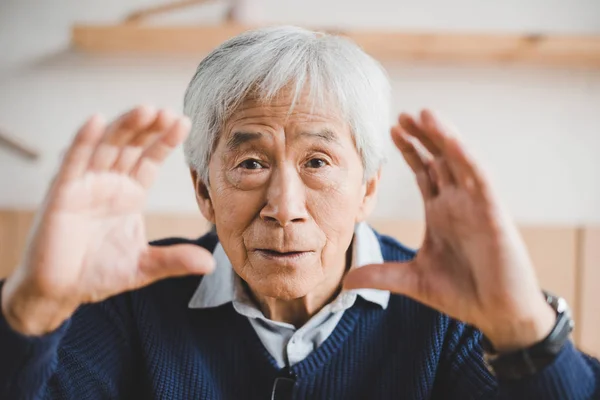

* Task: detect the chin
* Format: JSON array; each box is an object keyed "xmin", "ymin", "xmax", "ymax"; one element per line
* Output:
[{"xmin": 246, "ymin": 270, "xmax": 319, "ymax": 300}]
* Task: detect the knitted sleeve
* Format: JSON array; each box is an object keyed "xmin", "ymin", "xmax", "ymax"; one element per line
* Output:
[
  {"xmin": 0, "ymin": 280, "xmax": 137, "ymax": 399},
  {"xmin": 433, "ymin": 318, "xmax": 600, "ymax": 399}
]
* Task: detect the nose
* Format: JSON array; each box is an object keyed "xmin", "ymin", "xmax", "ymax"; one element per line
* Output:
[{"xmin": 260, "ymin": 164, "xmax": 308, "ymax": 227}]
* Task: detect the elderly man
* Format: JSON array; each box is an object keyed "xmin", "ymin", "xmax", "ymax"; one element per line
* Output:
[{"xmin": 0, "ymin": 26, "xmax": 598, "ymax": 399}]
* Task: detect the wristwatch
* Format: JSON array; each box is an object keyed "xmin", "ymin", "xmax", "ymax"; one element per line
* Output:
[{"xmin": 481, "ymin": 290, "xmax": 575, "ymax": 380}]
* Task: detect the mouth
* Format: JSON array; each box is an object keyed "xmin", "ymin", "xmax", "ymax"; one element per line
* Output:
[{"xmin": 254, "ymin": 249, "xmax": 314, "ymax": 262}]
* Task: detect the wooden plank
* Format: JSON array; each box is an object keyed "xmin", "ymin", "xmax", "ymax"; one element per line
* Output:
[
  {"xmin": 10, "ymin": 211, "xmax": 210, "ymax": 246},
  {"xmin": 0, "ymin": 211, "xmax": 20, "ymax": 279},
  {"xmin": 0, "ymin": 210, "xmax": 210, "ymax": 278},
  {"xmin": 124, "ymin": 0, "xmax": 213, "ymax": 23},
  {"xmin": 0, "ymin": 209, "xmax": 583, "ymax": 347},
  {"xmin": 71, "ymin": 24, "xmax": 600, "ymax": 67},
  {"xmin": 579, "ymin": 227, "xmax": 600, "ymax": 358},
  {"xmin": 519, "ymin": 226, "xmax": 579, "ymax": 343},
  {"xmin": 145, "ymin": 212, "xmax": 210, "ymax": 241},
  {"xmin": 0, "ymin": 210, "xmax": 35, "ymax": 279},
  {"xmin": 72, "ymin": 24, "xmax": 251, "ymax": 54},
  {"xmin": 368, "ymin": 219, "xmax": 425, "ymax": 249}
]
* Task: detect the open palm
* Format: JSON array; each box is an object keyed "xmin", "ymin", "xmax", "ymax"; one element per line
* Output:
[
  {"xmin": 3, "ymin": 107, "xmax": 214, "ymax": 334},
  {"xmin": 345, "ymin": 110, "xmax": 553, "ymax": 350}
]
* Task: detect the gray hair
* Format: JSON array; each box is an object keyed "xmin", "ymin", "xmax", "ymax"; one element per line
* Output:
[{"xmin": 183, "ymin": 25, "xmax": 391, "ymax": 183}]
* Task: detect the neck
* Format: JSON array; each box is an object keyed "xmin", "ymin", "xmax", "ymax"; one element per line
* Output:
[{"xmin": 248, "ymin": 247, "xmax": 352, "ymax": 328}]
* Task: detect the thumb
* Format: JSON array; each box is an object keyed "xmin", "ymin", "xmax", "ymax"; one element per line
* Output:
[
  {"xmin": 343, "ymin": 261, "xmax": 422, "ymax": 298},
  {"xmin": 137, "ymin": 244, "xmax": 216, "ymax": 286}
]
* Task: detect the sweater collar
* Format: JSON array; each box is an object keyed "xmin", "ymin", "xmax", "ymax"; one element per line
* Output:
[{"xmin": 188, "ymin": 222, "xmax": 389, "ymax": 310}]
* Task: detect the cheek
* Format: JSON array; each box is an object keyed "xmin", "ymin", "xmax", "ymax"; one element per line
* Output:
[
  {"xmin": 305, "ymin": 166, "xmax": 364, "ymax": 256},
  {"xmin": 306, "ymin": 160, "xmax": 364, "ymax": 217},
  {"xmin": 225, "ymin": 167, "xmax": 270, "ymax": 190},
  {"xmin": 209, "ymin": 171, "xmax": 264, "ymax": 266}
]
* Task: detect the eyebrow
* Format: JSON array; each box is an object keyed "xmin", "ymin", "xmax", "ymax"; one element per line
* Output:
[
  {"xmin": 299, "ymin": 129, "xmax": 340, "ymax": 144},
  {"xmin": 225, "ymin": 129, "xmax": 340, "ymax": 151},
  {"xmin": 226, "ymin": 131, "xmax": 263, "ymax": 151}
]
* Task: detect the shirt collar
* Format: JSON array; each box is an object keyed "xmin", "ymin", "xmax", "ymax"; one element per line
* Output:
[{"xmin": 188, "ymin": 222, "xmax": 389, "ymax": 310}]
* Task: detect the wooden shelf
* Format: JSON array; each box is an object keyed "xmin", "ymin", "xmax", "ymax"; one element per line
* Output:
[{"xmin": 71, "ymin": 23, "xmax": 600, "ymax": 67}]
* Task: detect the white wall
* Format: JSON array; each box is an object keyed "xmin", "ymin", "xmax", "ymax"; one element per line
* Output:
[{"xmin": 0, "ymin": 0, "xmax": 599, "ymax": 223}]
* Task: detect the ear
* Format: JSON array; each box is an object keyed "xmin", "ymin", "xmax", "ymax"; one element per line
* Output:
[
  {"xmin": 355, "ymin": 169, "xmax": 381, "ymax": 223},
  {"xmin": 190, "ymin": 169, "xmax": 215, "ymax": 224}
]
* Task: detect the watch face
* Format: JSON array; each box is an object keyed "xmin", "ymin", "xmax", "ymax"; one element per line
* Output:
[
  {"xmin": 556, "ymin": 297, "xmax": 569, "ymax": 313},
  {"xmin": 544, "ymin": 292, "xmax": 575, "ymax": 333}
]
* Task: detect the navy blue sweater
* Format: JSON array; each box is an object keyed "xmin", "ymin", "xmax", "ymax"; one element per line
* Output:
[{"xmin": 1, "ymin": 232, "xmax": 599, "ymax": 399}]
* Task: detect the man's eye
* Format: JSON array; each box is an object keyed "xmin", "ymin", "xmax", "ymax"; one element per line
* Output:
[
  {"xmin": 239, "ymin": 159, "xmax": 264, "ymax": 170},
  {"xmin": 305, "ymin": 158, "xmax": 327, "ymax": 169}
]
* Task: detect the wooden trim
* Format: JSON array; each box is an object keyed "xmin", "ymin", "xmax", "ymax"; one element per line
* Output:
[
  {"xmin": 519, "ymin": 226, "xmax": 579, "ymax": 344},
  {"xmin": 578, "ymin": 227, "xmax": 600, "ymax": 357},
  {"xmin": 369, "ymin": 219, "xmax": 425, "ymax": 249},
  {"xmin": 145, "ymin": 212, "xmax": 209, "ymax": 241},
  {"xmin": 0, "ymin": 208, "xmax": 591, "ymax": 355},
  {"xmin": 0, "ymin": 211, "xmax": 20, "ymax": 278},
  {"xmin": 0, "ymin": 210, "xmax": 36, "ymax": 278},
  {"xmin": 573, "ymin": 227, "xmax": 584, "ymax": 345},
  {"xmin": 124, "ymin": 0, "xmax": 215, "ymax": 24},
  {"xmin": 71, "ymin": 23, "xmax": 600, "ymax": 67}
]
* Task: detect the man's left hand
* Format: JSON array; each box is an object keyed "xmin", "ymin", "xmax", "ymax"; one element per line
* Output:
[{"xmin": 344, "ymin": 109, "xmax": 555, "ymax": 352}]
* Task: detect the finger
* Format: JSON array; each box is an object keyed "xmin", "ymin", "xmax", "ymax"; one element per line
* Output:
[
  {"xmin": 445, "ymin": 138, "xmax": 489, "ymax": 195},
  {"xmin": 131, "ymin": 116, "xmax": 191, "ymax": 188},
  {"xmin": 391, "ymin": 125, "xmax": 436, "ymax": 199},
  {"xmin": 419, "ymin": 109, "xmax": 461, "ymax": 142},
  {"xmin": 399, "ymin": 113, "xmax": 442, "ymax": 157},
  {"xmin": 421, "ymin": 110, "xmax": 487, "ymax": 192},
  {"xmin": 391, "ymin": 125, "xmax": 429, "ymax": 174},
  {"xmin": 343, "ymin": 262, "xmax": 422, "ymax": 301},
  {"xmin": 57, "ymin": 114, "xmax": 106, "ymax": 182},
  {"xmin": 137, "ymin": 244, "xmax": 216, "ymax": 286},
  {"xmin": 129, "ymin": 109, "xmax": 177, "ymax": 147},
  {"xmin": 104, "ymin": 105, "xmax": 158, "ymax": 146},
  {"xmin": 88, "ymin": 106, "xmax": 157, "ymax": 171},
  {"xmin": 431, "ymin": 158, "xmax": 454, "ymax": 189},
  {"xmin": 111, "ymin": 109, "xmax": 178, "ymax": 174}
]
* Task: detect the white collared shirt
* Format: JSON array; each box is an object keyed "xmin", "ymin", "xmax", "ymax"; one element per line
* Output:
[{"xmin": 188, "ymin": 222, "xmax": 389, "ymax": 368}]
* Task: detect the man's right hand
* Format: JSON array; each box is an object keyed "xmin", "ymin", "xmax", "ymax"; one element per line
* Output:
[{"xmin": 1, "ymin": 106, "xmax": 215, "ymax": 336}]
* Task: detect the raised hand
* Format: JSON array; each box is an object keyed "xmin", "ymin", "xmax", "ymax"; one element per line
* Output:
[
  {"xmin": 345, "ymin": 110, "xmax": 555, "ymax": 351},
  {"xmin": 1, "ymin": 107, "xmax": 215, "ymax": 336}
]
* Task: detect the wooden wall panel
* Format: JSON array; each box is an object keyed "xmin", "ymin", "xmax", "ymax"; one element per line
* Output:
[
  {"xmin": 0, "ymin": 210, "xmax": 20, "ymax": 278},
  {"xmin": 0, "ymin": 210, "xmax": 211, "ymax": 278},
  {"xmin": 0, "ymin": 210, "xmax": 35, "ymax": 278},
  {"xmin": 145, "ymin": 213, "xmax": 209, "ymax": 241},
  {"xmin": 579, "ymin": 227, "xmax": 600, "ymax": 358},
  {"xmin": 0, "ymin": 209, "xmax": 589, "ymax": 352},
  {"xmin": 519, "ymin": 226, "xmax": 579, "ymax": 335},
  {"xmin": 368, "ymin": 219, "xmax": 425, "ymax": 249}
]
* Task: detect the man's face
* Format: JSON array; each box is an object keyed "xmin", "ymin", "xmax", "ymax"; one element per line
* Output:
[{"xmin": 194, "ymin": 89, "xmax": 376, "ymax": 300}]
